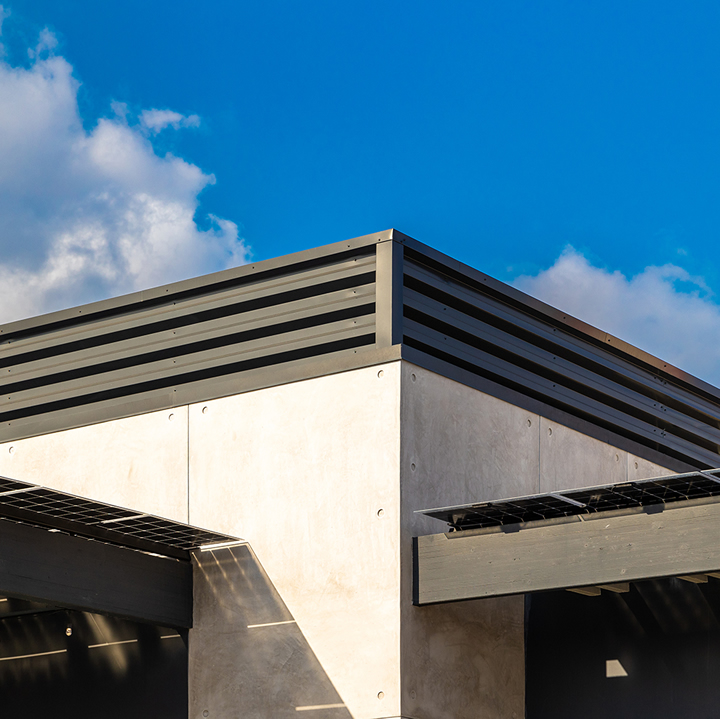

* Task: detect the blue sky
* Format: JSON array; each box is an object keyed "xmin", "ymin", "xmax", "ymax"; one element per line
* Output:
[{"xmin": 2, "ymin": 1, "xmax": 720, "ymax": 383}]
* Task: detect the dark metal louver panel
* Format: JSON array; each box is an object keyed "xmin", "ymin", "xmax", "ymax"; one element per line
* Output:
[
  {"xmin": 1, "ymin": 255, "xmax": 375, "ymax": 362},
  {"xmin": 5, "ymin": 315, "xmax": 374, "ymax": 416},
  {"xmin": 1, "ymin": 240, "xmax": 384, "ymax": 441},
  {"xmin": 401, "ymin": 246, "xmax": 720, "ymax": 468}
]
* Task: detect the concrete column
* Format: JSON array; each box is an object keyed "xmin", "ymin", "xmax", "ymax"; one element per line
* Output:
[{"xmin": 400, "ymin": 363, "xmax": 530, "ymax": 719}]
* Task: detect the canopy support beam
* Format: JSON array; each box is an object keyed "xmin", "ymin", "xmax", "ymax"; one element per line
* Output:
[
  {"xmin": 0, "ymin": 518, "xmax": 192, "ymax": 627},
  {"xmin": 415, "ymin": 499, "xmax": 720, "ymax": 605}
]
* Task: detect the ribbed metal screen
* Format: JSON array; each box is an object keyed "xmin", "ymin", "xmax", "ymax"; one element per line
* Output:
[
  {"xmin": 1, "ymin": 239, "xmax": 379, "ymax": 440},
  {"xmin": 400, "ymin": 242, "xmax": 720, "ymax": 468},
  {"xmin": 2, "ymin": 229, "xmax": 720, "ymax": 469}
]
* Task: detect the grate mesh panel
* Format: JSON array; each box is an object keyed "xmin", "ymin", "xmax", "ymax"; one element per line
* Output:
[
  {"xmin": 0, "ymin": 475, "xmax": 236, "ymax": 551},
  {"xmin": 420, "ymin": 469, "xmax": 720, "ymax": 530}
]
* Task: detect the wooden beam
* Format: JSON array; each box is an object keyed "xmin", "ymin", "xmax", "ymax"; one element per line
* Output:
[
  {"xmin": 598, "ymin": 583, "xmax": 630, "ymax": 593},
  {"xmin": 0, "ymin": 518, "xmax": 192, "ymax": 627},
  {"xmin": 415, "ymin": 500, "xmax": 720, "ymax": 605},
  {"xmin": 567, "ymin": 587, "xmax": 601, "ymax": 597},
  {"xmin": 678, "ymin": 574, "xmax": 708, "ymax": 583}
]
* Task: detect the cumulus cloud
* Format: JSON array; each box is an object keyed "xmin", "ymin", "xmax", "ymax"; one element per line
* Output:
[
  {"xmin": 513, "ymin": 247, "xmax": 720, "ymax": 386},
  {"xmin": 0, "ymin": 11, "xmax": 248, "ymax": 324}
]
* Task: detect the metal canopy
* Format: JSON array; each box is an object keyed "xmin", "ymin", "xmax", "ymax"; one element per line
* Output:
[
  {"xmin": 0, "ymin": 475, "xmax": 238, "ymax": 560},
  {"xmin": 418, "ymin": 468, "xmax": 720, "ymax": 531}
]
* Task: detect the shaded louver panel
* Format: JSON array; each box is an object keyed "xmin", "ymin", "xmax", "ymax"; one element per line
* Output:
[{"xmin": 400, "ymin": 245, "xmax": 720, "ymax": 469}]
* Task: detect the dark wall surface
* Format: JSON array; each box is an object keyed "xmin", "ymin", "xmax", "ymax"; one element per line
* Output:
[
  {"xmin": 526, "ymin": 577, "xmax": 720, "ymax": 719},
  {"xmin": 0, "ymin": 603, "xmax": 187, "ymax": 719}
]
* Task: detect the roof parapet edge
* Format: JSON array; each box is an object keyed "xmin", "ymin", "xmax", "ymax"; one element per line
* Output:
[
  {"xmin": 2, "ymin": 226, "xmax": 718, "ymax": 402},
  {"xmin": 401, "ymin": 235, "xmax": 720, "ymax": 402},
  {"xmin": 0, "ymin": 229, "xmax": 398, "ymax": 339}
]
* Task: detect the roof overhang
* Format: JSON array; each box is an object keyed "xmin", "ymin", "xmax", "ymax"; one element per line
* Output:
[
  {"xmin": 0, "ymin": 475, "xmax": 240, "ymax": 627},
  {"xmin": 0, "ymin": 475, "xmax": 238, "ymax": 561},
  {"xmin": 414, "ymin": 469, "xmax": 720, "ymax": 605}
]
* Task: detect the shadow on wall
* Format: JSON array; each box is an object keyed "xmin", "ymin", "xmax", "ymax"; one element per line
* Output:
[
  {"xmin": 527, "ymin": 576, "xmax": 720, "ymax": 719},
  {"xmin": 0, "ymin": 604, "xmax": 187, "ymax": 719},
  {"xmin": 190, "ymin": 544, "xmax": 352, "ymax": 718}
]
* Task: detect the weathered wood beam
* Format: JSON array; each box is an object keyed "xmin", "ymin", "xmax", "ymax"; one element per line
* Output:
[
  {"xmin": 0, "ymin": 518, "xmax": 192, "ymax": 627},
  {"xmin": 415, "ymin": 500, "xmax": 720, "ymax": 605}
]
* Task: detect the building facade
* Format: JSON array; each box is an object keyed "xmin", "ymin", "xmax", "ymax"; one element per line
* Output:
[{"xmin": 1, "ymin": 229, "xmax": 719, "ymax": 718}]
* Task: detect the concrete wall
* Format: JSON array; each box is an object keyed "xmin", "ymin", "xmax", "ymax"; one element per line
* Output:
[
  {"xmin": 0, "ymin": 364, "xmax": 402, "ymax": 718},
  {"xmin": 0, "ymin": 360, "xmax": 675, "ymax": 719},
  {"xmin": 399, "ymin": 362, "xmax": 673, "ymax": 719},
  {"xmin": 190, "ymin": 544, "xmax": 351, "ymax": 719},
  {"xmin": 0, "ymin": 406, "xmax": 189, "ymax": 522},
  {"xmin": 401, "ymin": 364, "xmax": 673, "ymax": 541},
  {"xmin": 187, "ymin": 363, "xmax": 402, "ymax": 719}
]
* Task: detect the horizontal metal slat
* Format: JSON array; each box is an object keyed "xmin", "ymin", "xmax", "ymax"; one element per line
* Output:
[
  {"xmin": 404, "ymin": 260, "xmax": 720, "ymax": 426},
  {"xmin": 403, "ymin": 319, "xmax": 720, "ymax": 467},
  {"xmin": 403, "ymin": 239, "xmax": 720, "ymax": 403},
  {"xmin": 1, "ymin": 344, "xmax": 398, "ymax": 442},
  {"xmin": 2, "ymin": 316, "xmax": 375, "ymax": 420},
  {"xmin": 5, "ymin": 284, "xmax": 375, "ymax": 386},
  {"xmin": 2, "ymin": 255, "xmax": 376, "ymax": 362},
  {"xmin": 0, "ymin": 231, "xmax": 388, "ymax": 340},
  {"xmin": 404, "ymin": 289, "xmax": 720, "ymax": 450}
]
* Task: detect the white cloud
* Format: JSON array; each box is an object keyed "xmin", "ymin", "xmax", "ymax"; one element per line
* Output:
[
  {"xmin": 27, "ymin": 26, "xmax": 57, "ymax": 58},
  {"xmin": 0, "ymin": 13, "xmax": 248, "ymax": 324},
  {"xmin": 513, "ymin": 247, "xmax": 720, "ymax": 386},
  {"xmin": 139, "ymin": 108, "xmax": 201, "ymax": 133}
]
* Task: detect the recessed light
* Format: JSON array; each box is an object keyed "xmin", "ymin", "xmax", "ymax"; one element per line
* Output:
[{"xmin": 606, "ymin": 659, "xmax": 628, "ymax": 678}]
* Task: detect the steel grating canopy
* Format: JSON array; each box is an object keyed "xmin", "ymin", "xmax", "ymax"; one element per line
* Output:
[
  {"xmin": 0, "ymin": 475, "xmax": 239, "ymax": 559},
  {"xmin": 419, "ymin": 469, "xmax": 720, "ymax": 531}
]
